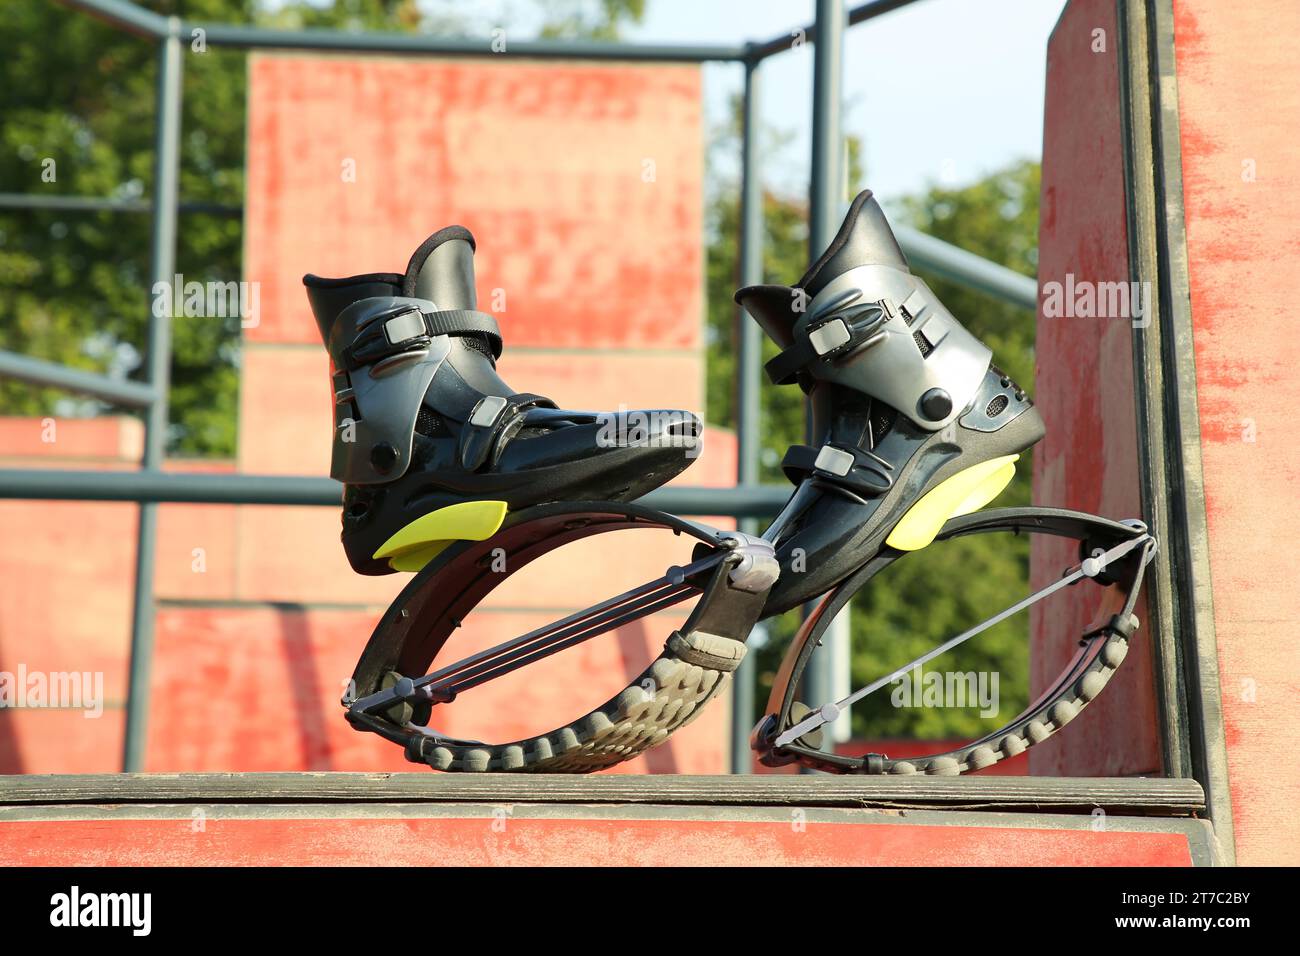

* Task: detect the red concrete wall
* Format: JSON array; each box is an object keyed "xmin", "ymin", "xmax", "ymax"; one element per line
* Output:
[
  {"xmin": 1030, "ymin": 0, "xmax": 1161, "ymax": 775},
  {"xmin": 1173, "ymin": 0, "xmax": 1300, "ymax": 866},
  {"xmin": 0, "ymin": 54, "xmax": 725, "ymax": 775},
  {"xmin": 0, "ymin": 420, "xmax": 239, "ymax": 773},
  {"xmin": 1033, "ymin": 0, "xmax": 1300, "ymax": 862},
  {"xmin": 0, "ymin": 815, "xmax": 1195, "ymax": 867},
  {"xmin": 244, "ymin": 56, "xmax": 704, "ymax": 351}
]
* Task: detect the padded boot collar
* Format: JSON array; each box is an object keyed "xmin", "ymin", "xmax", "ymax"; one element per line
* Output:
[
  {"xmin": 404, "ymin": 225, "xmax": 478, "ymax": 308},
  {"xmin": 304, "ymin": 225, "xmax": 481, "ymax": 344},
  {"xmin": 303, "ymin": 273, "xmax": 403, "ymax": 346},
  {"xmin": 797, "ymin": 189, "xmax": 910, "ymax": 298},
  {"xmin": 734, "ymin": 284, "xmax": 801, "ymax": 348}
]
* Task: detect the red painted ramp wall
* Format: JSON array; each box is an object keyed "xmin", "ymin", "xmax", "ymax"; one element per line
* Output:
[
  {"xmin": 1, "ymin": 813, "xmax": 1199, "ymax": 867},
  {"xmin": 1036, "ymin": 0, "xmax": 1300, "ymax": 864},
  {"xmin": 1030, "ymin": 0, "xmax": 1161, "ymax": 776},
  {"xmin": 1173, "ymin": 0, "xmax": 1300, "ymax": 866}
]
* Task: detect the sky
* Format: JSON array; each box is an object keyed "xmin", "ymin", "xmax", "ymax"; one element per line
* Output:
[{"xmin": 625, "ymin": 0, "xmax": 1069, "ymax": 213}]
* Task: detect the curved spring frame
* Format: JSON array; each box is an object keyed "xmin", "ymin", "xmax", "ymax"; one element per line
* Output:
[
  {"xmin": 752, "ymin": 507, "xmax": 1156, "ymax": 774},
  {"xmin": 344, "ymin": 501, "xmax": 1155, "ymax": 773},
  {"xmin": 344, "ymin": 500, "xmax": 777, "ymax": 772}
]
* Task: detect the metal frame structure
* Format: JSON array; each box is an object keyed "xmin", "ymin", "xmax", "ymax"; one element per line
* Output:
[
  {"xmin": 1115, "ymin": 0, "xmax": 1234, "ymax": 864},
  {"xmin": 4, "ymin": 0, "xmax": 1044, "ymax": 775}
]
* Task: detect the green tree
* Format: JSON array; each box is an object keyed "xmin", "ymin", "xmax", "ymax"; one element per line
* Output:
[{"xmin": 1, "ymin": 0, "xmax": 250, "ymax": 454}]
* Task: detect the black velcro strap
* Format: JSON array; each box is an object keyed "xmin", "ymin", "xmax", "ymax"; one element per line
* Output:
[
  {"xmin": 423, "ymin": 309, "xmax": 503, "ymax": 358},
  {"xmin": 507, "ymin": 392, "xmax": 559, "ymax": 412},
  {"xmin": 458, "ymin": 392, "xmax": 557, "ymax": 472},
  {"xmin": 764, "ymin": 302, "xmax": 890, "ymax": 387},
  {"xmin": 346, "ymin": 307, "xmax": 503, "ymax": 371},
  {"xmin": 781, "ymin": 443, "xmax": 893, "ymax": 496},
  {"xmin": 765, "ymin": 341, "xmax": 815, "ymax": 387}
]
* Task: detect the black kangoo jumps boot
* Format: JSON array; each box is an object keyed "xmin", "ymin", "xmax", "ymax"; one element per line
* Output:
[
  {"xmin": 306, "ymin": 226, "xmax": 702, "ymax": 575},
  {"xmin": 737, "ymin": 190, "xmax": 1047, "ymax": 614}
]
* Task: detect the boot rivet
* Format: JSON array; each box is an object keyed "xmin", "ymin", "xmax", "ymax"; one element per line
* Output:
[
  {"xmin": 919, "ymin": 388, "xmax": 952, "ymax": 421},
  {"xmin": 370, "ymin": 442, "xmax": 399, "ymax": 473}
]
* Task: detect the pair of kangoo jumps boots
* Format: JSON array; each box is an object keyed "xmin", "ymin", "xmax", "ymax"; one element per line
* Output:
[{"xmin": 304, "ymin": 190, "xmax": 1043, "ymax": 588}]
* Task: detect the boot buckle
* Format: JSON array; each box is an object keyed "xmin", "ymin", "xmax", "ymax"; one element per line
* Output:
[
  {"xmin": 782, "ymin": 443, "xmax": 894, "ymax": 497},
  {"xmin": 383, "ymin": 308, "xmax": 428, "ymax": 346},
  {"xmin": 813, "ymin": 445, "xmax": 855, "ymax": 476},
  {"xmin": 765, "ymin": 303, "xmax": 889, "ymax": 386},
  {"xmin": 808, "ymin": 318, "xmax": 853, "ymax": 356}
]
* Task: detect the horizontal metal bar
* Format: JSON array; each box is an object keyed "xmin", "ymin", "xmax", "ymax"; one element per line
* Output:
[
  {"xmin": 52, "ymin": 0, "xmax": 169, "ymax": 39},
  {"xmin": 894, "ymin": 225, "xmax": 1039, "ymax": 310},
  {"xmin": 847, "ymin": 0, "xmax": 926, "ymax": 27},
  {"xmin": 187, "ymin": 21, "xmax": 746, "ymax": 62},
  {"xmin": 0, "ymin": 469, "xmax": 791, "ymax": 516},
  {"xmin": 747, "ymin": 0, "xmax": 924, "ymax": 62},
  {"xmin": 0, "ymin": 193, "xmax": 242, "ymax": 217},
  {"xmin": 56, "ymin": 0, "xmax": 746, "ymax": 59},
  {"xmin": 0, "ymin": 350, "xmax": 158, "ymax": 409},
  {"xmin": 0, "ymin": 470, "xmax": 339, "ymax": 505},
  {"xmin": 55, "ymin": 0, "xmax": 923, "ymax": 68}
]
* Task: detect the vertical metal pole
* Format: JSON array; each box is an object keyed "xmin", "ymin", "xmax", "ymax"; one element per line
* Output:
[
  {"xmin": 801, "ymin": 0, "xmax": 847, "ymax": 740},
  {"xmin": 826, "ymin": 611, "xmax": 852, "ymax": 742},
  {"xmin": 123, "ymin": 20, "xmax": 183, "ymax": 772},
  {"xmin": 730, "ymin": 55, "xmax": 763, "ymax": 774},
  {"xmin": 809, "ymin": 0, "xmax": 846, "ymax": 259}
]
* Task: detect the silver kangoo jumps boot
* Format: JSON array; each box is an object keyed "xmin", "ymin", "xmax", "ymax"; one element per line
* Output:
[
  {"xmin": 737, "ymin": 190, "xmax": 1045, "ymax": 613},
  {"xmin": 306, "ymin": 226, "xmax": 702, "ymax": 575}
]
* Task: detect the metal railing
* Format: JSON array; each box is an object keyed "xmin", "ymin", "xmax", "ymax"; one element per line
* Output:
[{"xmin": 0, "ymin": 0, "xmax": 1036, "ymax": 772}]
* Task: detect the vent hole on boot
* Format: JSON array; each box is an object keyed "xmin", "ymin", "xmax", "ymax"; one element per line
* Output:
[
  {"xmin": 415, "ymin": 406, "xmax": 448, "ymax": 438},
  {"xmin": 986, "ymin": 395, "xmax": 1009, "ymax": 418},
  {"xmin": 913, "ymin": 330, "xmax": 933, "ymax": 358},
  {"xmin": 871, "ymin": 405, "xmax": 895, "ymax": 445},
  {"xmin": 460, "ymin": 333, "xmax": 497, "ymax": 366}
]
